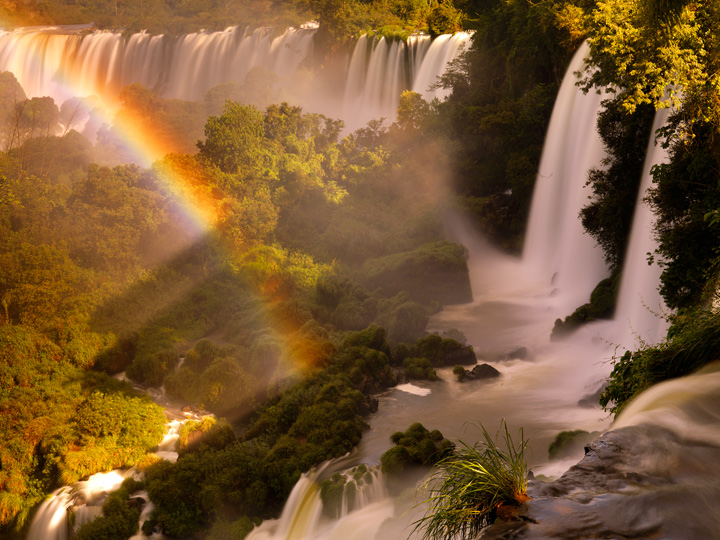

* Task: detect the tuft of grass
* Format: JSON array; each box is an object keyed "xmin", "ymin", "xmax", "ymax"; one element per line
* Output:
[{"xmin": 412, "ymin": 420, "xmax": 528, "ymax": 540}]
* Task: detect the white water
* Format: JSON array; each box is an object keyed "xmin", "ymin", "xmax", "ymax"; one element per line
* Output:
[
  {"xmin": 341, "ymin": 32, "xmax": 471, "ymax": 127},
  {"xmin": 612, "ymin": 107, "xmax": 672, "ymax": 350},
  {"xmin": 26, "ymin": 470, "xmax": 133, "ymax": 540},
  {"xmin": 25, "ymin": 415, "xmax": 185, "ymax": 540},
  {"xmin": 522, "ymin": 42, "xmax": 609, "ymax": 316},
  {"xmin": 0, "ymin": 26, "xmax": 469, "ymax": 132},
  {"xmin": 247, "ymin": 465, "xmax": 391, "ymax": 540}
]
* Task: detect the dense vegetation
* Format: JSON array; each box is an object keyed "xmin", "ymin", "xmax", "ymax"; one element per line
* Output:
[
  {"xmin": 0, "ymin": 53, "xmax": 474, "ymax": 536},
  {"xmin": 3, "ymin": 0, "xmax": 720, "ymax": 538}
]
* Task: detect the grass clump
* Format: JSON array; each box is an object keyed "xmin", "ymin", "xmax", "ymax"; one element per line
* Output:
[{"xmin": 413, "ymin": 421, "xmax": 528, "ymax": 539}]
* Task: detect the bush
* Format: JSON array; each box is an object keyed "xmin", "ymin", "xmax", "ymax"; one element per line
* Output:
[
  {"xmin": 453, "ymin": 365, "xmax": 466, "ymax": 381},
  {"xmin": 381, "ymin": 423, "xmax": 452, "ymax": 477},
  {"xmin": 413, "ymin": 421, "xmax": 528, "ymax": 539},
  {"xmin": 600, "ymin": 309, "xmax": 720, "ymax": 415},
  {"xmin": 403, "ymin": 357, "xmax": 438, "ymax": 381}
]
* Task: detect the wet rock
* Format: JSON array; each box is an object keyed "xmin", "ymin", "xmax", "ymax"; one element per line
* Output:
[
  {"xmin": 478, "ymin": 425, "xmax": 720, "ymax": 539},
  {"xmin": 577, "ymin": 383, "xmax": 606, "ymax": 408},
  {"xmin": 463, "ymin": 363, "xmax": 501, "ymax": 381},
  {"xmin": 503, "ymin": 347, "xmax": 529, "ymax": 360}
]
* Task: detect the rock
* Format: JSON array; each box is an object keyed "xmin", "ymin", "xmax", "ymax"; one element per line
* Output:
[
  {"xmin": 503, "ymin": 346, "xmax": 529, "ymax": 360},
  {"xmin": 578, "ymin": 383, "xmax": 606, "ymax": 408},
  {"xmin": 443, "ymin": 346, "xmax": 477, "ymax": 366},
  {"xmin": 465, "ymin": 363, "xmax": 501, "ymax": 380}
]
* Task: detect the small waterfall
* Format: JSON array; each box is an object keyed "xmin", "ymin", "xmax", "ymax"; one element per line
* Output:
[
  {"xmin": 25, "ymin": 418, "xmax": 184, "ymax": 540},
  {"xmin": 246, "ymin": 464, "xmax": 390, "ymax": 540},
  {"xmin": 26, "ymin": 470, "xmax": 131, "ymax": 540},
  {"xmin": 411, "ymin": 33, "xmax": 470, "ymax": 100},
  {"xmin": 523, "ymin": 41, "xmax": 609, "ymax": 315},
  {"xmin": 612, "ymin": 107, "xmax": 672, "ymax": 349}
]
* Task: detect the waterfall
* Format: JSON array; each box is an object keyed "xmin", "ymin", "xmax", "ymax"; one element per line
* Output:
[
  {"xmin": 246, "ymin": 464, "xmax": 390, "ymax": 540},
  {"xmin": 0, "ymin": 26, "xmax": 469, "ymax": 131},
  {"xmin": 522, "ymin": 41, "xmax": 609, "ymax": 315},
  {"xmin": 612, "ymin": 108, "xmax": 672, "ymax": 350},
  {"xmin": 26, "ymin": 470, "xmax": 130, "ymax": 540},
  {"xmin": 25, "ymin": 419, "xmax": 184, "ymax": 540},
  {"xmin": 0, "ymin": 26, "xmax": 316, "ymax": 106}
]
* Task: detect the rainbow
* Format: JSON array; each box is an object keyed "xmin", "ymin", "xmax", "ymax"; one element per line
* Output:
[{"xmin": 1, "ymin": 25, "xmax": 336, "ymax": 376}]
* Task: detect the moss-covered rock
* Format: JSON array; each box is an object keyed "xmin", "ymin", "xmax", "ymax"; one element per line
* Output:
[
  {"xmin": 363, "ymin": 241, "xmax": 472, "ymax": 305},
  {"xmin": 552, "ymin": 273, "xmax": 620, "ymax": 340}
]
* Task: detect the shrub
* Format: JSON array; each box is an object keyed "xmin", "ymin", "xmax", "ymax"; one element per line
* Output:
[
  {"xmin": 453, "ymin": 365, "xmax": 466, "ymax": 381},
  {"xmin": 413, "ymin": 421, "xmax": 528, "ymax": 539},
  {"xmin": 600, "ymin": 309, "xmax": 720, "ymax": 415},
  {"xmin": 381, "ymin": 423, "xmax": 453, "ymax": 477}
]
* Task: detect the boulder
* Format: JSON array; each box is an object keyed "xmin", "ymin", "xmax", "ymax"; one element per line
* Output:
[
  {"xmin": 462, "ymin": 363, "xmax": 501, "ymax": 381},
  {"xmin": 503, "ymin": 347, "xmax": 529, "ymax": 360}
]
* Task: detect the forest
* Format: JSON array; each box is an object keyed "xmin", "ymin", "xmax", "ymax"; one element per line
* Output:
[{"xmin": 2, "ymin": 0, "xmax": 720, "ymax": 539}]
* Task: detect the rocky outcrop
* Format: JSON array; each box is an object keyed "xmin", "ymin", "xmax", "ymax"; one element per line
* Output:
[{"xmin": 458, "ymin": 363, "xmax": 501, "ymax": 381}]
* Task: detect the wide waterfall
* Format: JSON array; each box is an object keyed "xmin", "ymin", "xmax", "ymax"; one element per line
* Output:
[{"xmin": 0, "ymin": 25, "xmax": 470, "ymax": 131}]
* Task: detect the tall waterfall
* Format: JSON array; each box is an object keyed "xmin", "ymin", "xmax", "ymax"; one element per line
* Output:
[
  {"xmin": 0, "ymin": 26, "xmax": 470, "ymax": 130},
  {"xmin": 612, "ymin": 108, "xmax": 671, "ymax": 349},
  {"xmin": 522, "ymin": 41, "xmax": 609, "ymax": 315}
]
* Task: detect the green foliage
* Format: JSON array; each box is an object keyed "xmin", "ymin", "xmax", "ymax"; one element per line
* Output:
[
  {"xmin": 363, "ymin": 241, "xmax": 472, "ymax": 305},
  {"xmin": 413, "ymin": 421, "xmax": 528, "ymax": 540},
  {"xmin": 177, "ymin": 417, "xmax": 236, "ymax": 455},
  {"xmin": 453, "ymin": 365, "xmax": 466, "ymax": 381},
  {"xmin": 198, "ymin": 102, "xmax": 266, "ymax": 176},
  {"xmin": 403, "ymin": 357, "xmax": 439, "ymax": 381},
  {"xmin": 649, "ymin": 120, "xmax": 720, "ymax": 309},
  {"xmin": 381, "ymin": 423, "xmax": 453, "ymax": 477},
  {"xmin": 601, "ymin": 309, "xmax": 720, "ymax": 416},
  {"xmin": 399, "ymin": 333, "xmax": 476, "ymax": 367},
  {"xmin": 73, "ymin": 481, "xmax": 142, "ymax": 540}
]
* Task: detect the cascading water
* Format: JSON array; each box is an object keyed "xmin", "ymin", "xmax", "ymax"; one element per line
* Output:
[
  {"xmin": 25, "ymin": 418, "xmax": 184, "ymax": 540},
  {"xmin": 246, "ymin": 464, "xmax": 391, "ymax": 540},
  {"xmin": 0, "ymin": 25, "xmax": 469, "ymax": 132},
  {"xmin": 522, "ymin": 41, "xmax": 609, "ymax": 315},
  {"xmin": 26, "ymin": 470, "xmax": 132, "ymax": 540},
  {"xmin": 612, "ymin": 107, "xmax": 672, "ymax": 350},
  {"xmin": 341, "ymin": 32, "xmax": 471, "ymax": 128}
]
